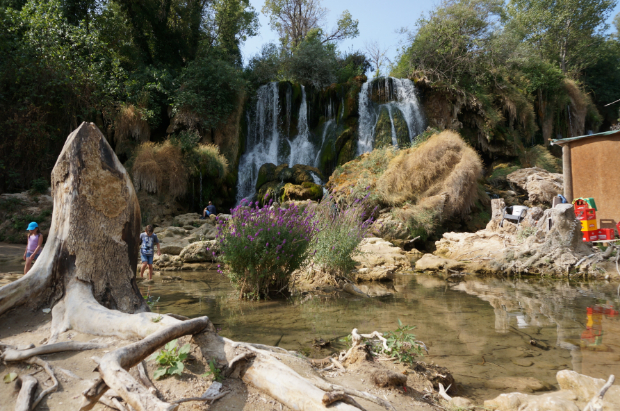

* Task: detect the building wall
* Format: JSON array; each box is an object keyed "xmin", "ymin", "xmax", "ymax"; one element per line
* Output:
[{"xmin": 570, "ymin": 135, "xmax": 620, "ymax": 226}]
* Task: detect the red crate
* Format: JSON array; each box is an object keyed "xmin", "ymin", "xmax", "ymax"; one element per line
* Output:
[
  {"xmin": 575, "ymin": 208, "xmax": 596, "ymax": 220},
  {"xmin": 583, "ymin": 230, "xmax": 599, "ymax": 242},
  {"xmin": 600, "ymin": 228, "xmax": 615, "ymax": 241}
]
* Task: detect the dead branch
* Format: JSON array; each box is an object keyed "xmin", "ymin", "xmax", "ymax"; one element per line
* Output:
[
  {"xmin": 583, "ymin": 375, "xmax": 615, "ymax": 411},
  {"xmin": 173, "ymin": 391, "xmax": 230, "ymax": 405},
  {"xmin": 322, "ymin": 391, "xmax": 367, "ymax": 410},
  {"xmin": 137, "ymin": 360, "xmax": 158, "ymax": 395},
  {"xmin": 2, "ymin": 341, "xmax": 106, "ymax": 362},
  {"xmin": 80, "ymin": 378, "xmax": 109, "ymax": 411},
  {"xmin": 312, "ymin": 379, "xmax": 397, "ymax": 411},
  {"xmin": 330, "ymin": 357, "xmax": 346, "ymax": 370},
  {"xmin": 15, "ymin": 375, "xmax": 38, "ymax": 411}
]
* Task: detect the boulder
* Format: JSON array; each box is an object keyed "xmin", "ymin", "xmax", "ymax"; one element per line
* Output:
[
  {"xmin": 281, "ymin": 182, "xmax": 322, "ymax": 202},
  {"xmin": 179, "ymin": 241, "xmax": 217, "ymax": 263},
  {"xmin": 485, "ymin": 376, "xmax": 552, "ymax": 393},
  {"xmin": 484, "ymin": 390, "xmax": 579, "ymax": 411},
  {"xmin": 256, "ymin": 163, "xmax": 277, "ymax": 190},
  {"xmin": 507, "ymin": 167, "xmax": 563, "ymax": 206},
  {"xmin": 415, "ymin": 254, "xmax": 464, "ymax": 271},
  {"xmin": 173, "ymin": 213, "xmax": 205, "ymax": 227},
  {"xmin": 370, "ymin": 213, "xmax": 410, "ymax": 247},
  {"xmin": 159, "ymin": 239, "xmax": 190, "ymax": 255},
  {"xmin": 352, "ymin": 237, "xmax": 411, "ymax": 281},
  {"xmin": 291, "ymin": 164, "xmax": 324, "ymax": 183}
]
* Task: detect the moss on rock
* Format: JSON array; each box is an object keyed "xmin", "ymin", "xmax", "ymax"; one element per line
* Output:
[
  {"xmin": 281, "ymin": 182, "xmax": 322, "ymax": 202},
  {"xmin": 374, "ymin": 106, "xmax": 392, "ymax": 149},
  {"xmin": 256, "ymin": 163, "xmax": 276, "ymax": 190}
]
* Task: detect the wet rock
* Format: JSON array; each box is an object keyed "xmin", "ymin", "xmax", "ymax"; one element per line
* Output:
[
  {"xmin": 256, "ymin": 163, "xmax": 276, "ymax": 190},
  {"xmin": 485, "ymin": 376, "xmax": 552, "ymax": 393},
  {"xmin": 281, "ymin": 182, "xmax": 322, "ymax": 202},
  {"xmin": 173, "ymin": 213, "xmax": 206, "ymax": 227},
  {"xmin": 179, "ymin": 241, "xmax": 214, "ymax": 263},
  {"xmin": 415, "ymin": 254, "xmax": 464, "ymax": 271},
  {"xmin": 507, "ymin": 167, "xmax": 563, "ymax": 206}
]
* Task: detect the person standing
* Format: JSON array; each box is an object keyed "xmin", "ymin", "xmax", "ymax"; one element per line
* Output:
[
  {"xmin": 139, "ymin": 225, "xmax": 160, "ymax": 280},
  {"xmin": 24, "ymin": 222, "xmax": 43, "ymax": 274}
]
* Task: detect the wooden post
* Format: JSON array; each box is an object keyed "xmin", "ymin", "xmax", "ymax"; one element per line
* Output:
[{"xmin": 562, "ymin": 144, "xmax": 573, "ymax": 201}]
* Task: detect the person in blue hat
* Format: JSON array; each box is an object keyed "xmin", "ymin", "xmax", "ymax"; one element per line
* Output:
[{"xmin": 24, "ymin": 222, "xmax": 43, "ymax": 274}]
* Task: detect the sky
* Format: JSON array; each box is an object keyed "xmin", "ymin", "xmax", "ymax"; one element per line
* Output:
[{"xmin": 240, "ymin": 0, "xmax": 620, "ymax": 75}]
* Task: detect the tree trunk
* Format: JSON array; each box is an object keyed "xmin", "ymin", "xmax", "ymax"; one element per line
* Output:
[{"xmin": 0, "ymin": 122, "xmax": 145, "ymax": 316}]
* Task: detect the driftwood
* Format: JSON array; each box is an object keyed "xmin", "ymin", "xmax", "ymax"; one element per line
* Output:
[
  {"xmin": 322, "ymin": 391, "xmax": 367, "ymax": 410},
  {"xmin": 2, "ymin": 341, "xmax": 106, "ymax": 362}
]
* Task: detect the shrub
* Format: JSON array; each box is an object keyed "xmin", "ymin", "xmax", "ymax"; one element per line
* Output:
[
  {"xmin": 310, "ymin": 195, "xmax": 374, "ymax": 278},
  {"xmin": 30, "ymin": 178, "xmax": 49, "ymax": 194},
  {"xmin": 132, "ymin": 141, "xmax": 187, "ymax": 199},
  {"xmin": 215, "ymin": 200, "xmax": 318, "ymax": 300},
  {"xmin": 188, "ymin": 144, "xmax": 229, "ymax": 179}
]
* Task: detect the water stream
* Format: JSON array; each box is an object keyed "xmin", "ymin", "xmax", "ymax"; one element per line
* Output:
[{"xmin": 138, "ymin": 272, "xmax": 620, "ymax": 402}]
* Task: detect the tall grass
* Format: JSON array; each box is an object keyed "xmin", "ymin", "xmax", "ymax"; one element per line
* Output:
[
  {"xmin": 132, "ymin": 142, "xmax": 187, "ymax": 199},
  {"xmin": 114, "ymin": 105, "xmax": 150, "ymax": 154}
]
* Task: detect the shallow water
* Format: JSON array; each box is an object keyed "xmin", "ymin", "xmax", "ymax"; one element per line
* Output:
[{"xmin": 139, "ymin": 271, "xmax": 620, "ymax": 401}]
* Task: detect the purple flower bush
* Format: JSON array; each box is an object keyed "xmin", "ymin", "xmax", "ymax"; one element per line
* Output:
[
  {"xmin": 215, "ymin": 200, "xmax": 318, "ymax": 300},
  {"xmin": 311, "ymin": 195, "xmax": 374, "ymax": 278}
]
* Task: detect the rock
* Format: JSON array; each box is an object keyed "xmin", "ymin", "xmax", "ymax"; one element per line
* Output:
[
  {"xmin": 507, "ymin": 167, "xmax": 563, "ymax": 206},
  {"xmin": 484, "ymin": 390, "xmax": 579, "ymax": 411},
  {"xmin": 281, "ymin": 182, "xmax": 322, "ymax": 202},
  {"xmin": 256, "ymin": 163, "xmax": 276, "ymax": 190},
  {"xmin": 407, "ymin": 249, "xmax": 423, "ymax": 265},
  {"xmin": 449, "ymin": 397, "xmax": 475, "ymax": 410},
  {"xmin": 352, "ymin": 238, "xmax": 411, "ymax": 281},
  {"xmin": 556, "ymin": 370, "xmax": 620, "ymax": 409},
  {"xmin": 511, "ymin": 358, "xmax": 533, "ymax": 367},
  {"xmin": 276, "ymin": 165, "xmax": 294, "ymax": 183},
  {"xmin": 173, "ymin": 213, "xmax": 204, "ymax": 227},
  {"xmin": 485, "ymin": 376, "xmax": 552, "ymax": 393},
  {"xmin": 415, "ymin": 254, "xmax": 463, "ymax": 271},
  {"xmin": 291, "ymin": 164, "xmax": 323, "ymax": 184},
  {"xmin": 372, "ymin": 368, "xmax": 407, "ymax": 388},
  {"xmin": 257, "ymin": 181, "xmax": 282, "ymax": 205},
  {"xmin": 370, "ymin": 214, "xmax": 410, "ymax": 247},
  {"xmin": 179, "ymin": 241, "xmax": 214, "ymax": 263},
  {"xmin": 159, "ymin": 239, "xmax": 189, "ymax": 255}
]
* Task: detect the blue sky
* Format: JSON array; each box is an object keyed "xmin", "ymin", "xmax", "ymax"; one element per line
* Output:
[{"xmin": 240, "ymin": 0, "xmax": 620, "ymax": 74}]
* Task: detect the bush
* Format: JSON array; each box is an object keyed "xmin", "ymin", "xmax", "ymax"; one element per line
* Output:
[
  {"xmin": 30, "ymin": 178, "xmax": 48, "ymax": 194},
  {"xmin": 131, "ymin": 141, "xmax": 187, "ymax": 199},
  {"xmin": 215, "ymin": 200, "xmax": 318, "ymax": 300},
  {"xmin": 310, "ymin": 195, "xmax": 374, "ymax": 278}
]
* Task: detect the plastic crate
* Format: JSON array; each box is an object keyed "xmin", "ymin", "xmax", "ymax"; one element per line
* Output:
[
  {"xmin": 575, "ymin": 208, "xmax": 596, "ymax": 221},
  {"xmin": 600, "ymin": 228, "xmax": 615, "ymax": 241},
  {"xmin": 581, "ymin": 220, "xmax": 598, "ymax": 232},
  {"xmin": 583, "ymin": 230, "xmax": 599, "ymax": 242}
]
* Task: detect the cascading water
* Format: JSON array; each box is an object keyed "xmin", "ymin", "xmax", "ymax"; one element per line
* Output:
[
  {"xmin": 357, "ymin": 77, "xmax": 426, "ymax": 155},
  {"xmin": 236, "ymin": 83, "xmax": 281, "ymax": 203},
  {"xmin": 288, "ymin": 86, "xmax": 315, "ymax": 166}
]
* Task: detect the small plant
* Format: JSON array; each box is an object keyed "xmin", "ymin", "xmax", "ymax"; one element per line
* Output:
[
  {"xmin": 310, "ymin": 195, "xmax": 374, "ymax": 279},
  {"xmin": 144, "ymin": 295, "xmax": 160, "ymax": 310},
  {"xmin": 151, "ymin": 315, "xmax": 163, "ymax": 323},
  {"xmin": 201, "ymin": 358, "xmax": 223, "ymax": 382},
  {"xmin": 383, "ymin": 319, "xmax": 423, "ymax": 365},
  {"xmin": 216, "ymin": 199, "xmax": 318, "ymax": 300},
  {"xmin": 149, "ymin": 339, "xmax": 191, "ymax": 379}
]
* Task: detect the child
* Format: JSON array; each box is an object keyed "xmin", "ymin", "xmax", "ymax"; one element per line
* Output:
[
  {"xmin": 139, "ymin": 225, "xmax": 160, "ymax": 280},
  {"xmin": 24, "ymin": 222, "xmax": 43, "ymax": 274}
]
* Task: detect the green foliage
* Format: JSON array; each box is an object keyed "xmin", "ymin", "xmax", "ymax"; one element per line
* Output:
[
  {"xmin": 310, "ymin": 195, "xmax": 374, "ymax": 278},
  {"xmin": 30, "ymin": 178, "xmax": 48, "ymax": 194},
  {"xmin": 201, "ymin": 358, "xmax": 224, "ymax": 381},
  {"xmin": 151, "ymin": 315, "xmax": 163, "ymax": 323},
  {"xmin": 287, "ymin": 30, "xmax": 338, "ymax": 87},
  {"xmin": 383, "ymin": 319, "xmax": 424, "ymax": 364},
  {"xmin": 144, "ymin": 295, "xmax": 160, "ymax": 310},
  {"xmin": 0, "ymin": 197, "xmax": 24, "ymax": 212},
  {"xmin": 149, "ymin": 340, "xmax": 192, "ymax": 380}
]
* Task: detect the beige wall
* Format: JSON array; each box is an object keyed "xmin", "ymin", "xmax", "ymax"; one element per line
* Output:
[{"xmin": 570, "ymin": 135, "xmax": 620, "ymax": 226}]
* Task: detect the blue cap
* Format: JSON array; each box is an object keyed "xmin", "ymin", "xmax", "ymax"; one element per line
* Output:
[{"xmin": 27, "ymin": 222, "xmax": 38, "ymax": 231}]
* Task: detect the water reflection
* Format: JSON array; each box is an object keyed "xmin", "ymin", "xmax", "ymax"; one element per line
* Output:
[{"xmin": 139, "ymin": 272, "xmax": 620, "ymax": 401}]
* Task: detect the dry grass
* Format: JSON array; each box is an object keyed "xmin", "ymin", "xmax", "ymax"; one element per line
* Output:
[
  {"xmin": 564, "ymin": 79, "xmax": 587, "ymax": 137},
  {"xmin": 194, "ymin": 144, "xmax": 229, "ymax": 178},
  {"xmin": 377, "ymin": 130, "xmax": 483, "ymax": 217},
  {"xmin": 132, "ymin": 142, "xmax": 187, "ymax": 199},
  {"xmin": 114, "ymin": 105, "xmax": 150, "ymax": 152}
]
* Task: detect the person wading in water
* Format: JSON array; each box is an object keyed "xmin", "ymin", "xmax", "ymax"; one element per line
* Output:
[
  {"xmin": 24, "ymin": 222, "xmax": 43, "ymax": 274},
  {"xmin": 139, "ymin": 225, "xmax": 160, "ymax": 280}
]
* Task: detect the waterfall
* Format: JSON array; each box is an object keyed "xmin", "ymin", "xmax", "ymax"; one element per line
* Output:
[
  {"xmin": 236, "ymin": 83, "xmax": 280, "ymax": 203},
  {"xmin": 356, "ymin": 77, "xmax": 426, "ymax": 155},
  {"xmin": 288, "ymin": 86, "xmax": 315, "ymax": 166}
]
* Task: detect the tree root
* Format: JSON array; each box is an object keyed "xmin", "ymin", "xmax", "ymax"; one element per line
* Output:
[
  {"xmin": 26, "ymin": 356, "xmax": 59, "ymax": 410},
  {"xmin": 137, "ymin": 360, "xmax": 158, "ymax": 395},
  {"xmin": 15, "ymin": 375, "xmax": 38, "ymax": 411},
  {"xmin": 323, "ymin": 391, "xmax": 367, "ymax": 410},
  {"xmin": 1, "ymin": 341, "xmax": 106, "ymax": 362},
  {"xmin": 312, "ymin": 379, "xmax": 397, "ymax": 411},
  {"xmin": 95, "ymin": 316, "xmax": 210, "ymax": 411}
]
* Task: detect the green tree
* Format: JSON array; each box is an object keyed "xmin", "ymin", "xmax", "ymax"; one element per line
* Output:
[
  {"xmin": 262, "ymin": 0, "xmax": 358, "ymax": 48},
  {"xmin": 507, "ymin": 0, "xmax": 616, "ymax": 73}
]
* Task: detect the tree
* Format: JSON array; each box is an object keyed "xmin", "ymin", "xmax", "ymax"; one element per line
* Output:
[
  {"xmin": 507, "ymin": 0, "xmax": 616, "ymax": 73},
  {"xmin": 364, "ymin": 41, "xmax": 390, "ymax": 78},
  {"xmin": 262, "ymin": 0, "xmax": 358, "ymax": 48}
]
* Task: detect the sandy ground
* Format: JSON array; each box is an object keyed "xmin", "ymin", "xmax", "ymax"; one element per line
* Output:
[{"xmin": 0, "ymin": 303, "xmax": 443, "ymax": 411}]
